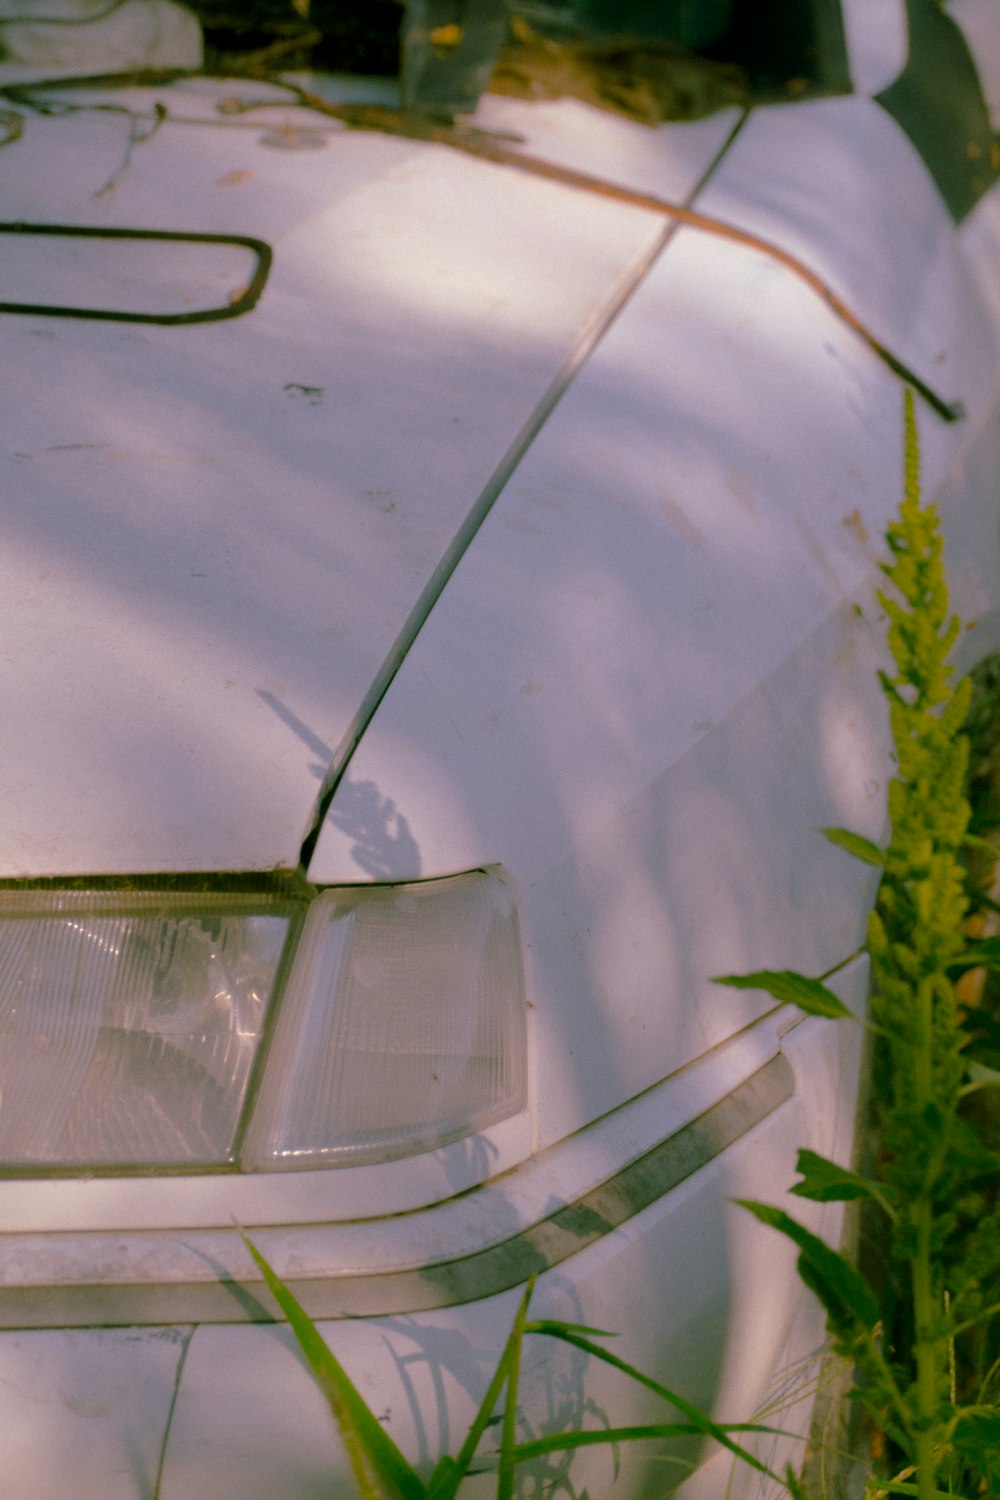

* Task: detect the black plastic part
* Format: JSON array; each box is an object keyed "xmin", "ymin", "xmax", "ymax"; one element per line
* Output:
[
  {"xmin": 0, "ymin": 222, "xmax": 272, "ymax": 324},
  {"xmin": 401, "ymin": 0, "xmax": 509, "ymax": 117},
  {"xmin": 877, "ymin": 0, "xmax": 998, "ymax": 223},
  {"xmin": 708, "ymin": 0, "xmax": 851, "ymax": 100}
]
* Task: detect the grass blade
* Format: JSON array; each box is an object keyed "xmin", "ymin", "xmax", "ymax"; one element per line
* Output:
[
  {"xmin": 242, "ymin": 1234, "xmax": 425, "ymax": 1500},
  {"xmin": 497, "ymin": 1285, "xmax": 530, "ymax": 1500},
  {"xmin": 784, "ymin": 1465, "xmax": 811, "ymax": 1500},
  {"xmin": 428, "ymin": 1280, "xmax": 536, "ymax": 1500},
  {"xmin": 864, "ymin": 1483, "xmax": 976, "ymax": 1499},
  {"xmin": 513, "ymin": 1421, "xmax": 791, "ymax": 1460},
  {"xmin": 525, "ymin": 1321, "xmax": 782, "ymax": 1480}
]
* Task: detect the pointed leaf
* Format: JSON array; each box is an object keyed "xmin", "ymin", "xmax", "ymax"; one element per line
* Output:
[
  {"xmin": 863, "ymin": 1483, "xmax": 977, "ymax": 1499},
  {"xmin": 953, "ymin": 1404, "xmax": 1000, "ymax": 1479},
  {"xmin": 530, "ymin": 1324, "xmax": 780, "ymax": 1480},
  {"xmin": 242, "ymin": 1235, "xmax": 425, "ymax": 1500},
  {"xmin": 961, "ymin": 1059, "xmax": 1000, "ymax": 1095},
  {"xmin": 430, "ymin": 1280, "xmax": 535, "ymax": 1500},
  {"xmin": 497, "ymin": 1282, "xmax": 531, "ymax": 1500},
  {"xmin": 736, "ymin": 1202, "xmax": 879, "ymax": 1332},
  {"xmin": 714, "ymin": 970, "xmax": 853, "ymax": 1019},
  {"xmin": 790, "ymin": 1149, "xmax": 885, "ymax": 1206},
  {"xmin": 951, "ymin": 935, "xmax": 1000, "ymax": 972},
  {"xmin": 822, "ymin": 827, "xmax": 885, "ymax": 866},
  {"xmin": 513, "ymin": 1420, "xmax": 789, "ymax": 1460},
  {"xmin": 525, "ymin": 1318, "xmax": 616, "ymax": 1338},
  {"xmin": 425, "ymin": 1457, "xmax": 461, "ymax": 1499}
]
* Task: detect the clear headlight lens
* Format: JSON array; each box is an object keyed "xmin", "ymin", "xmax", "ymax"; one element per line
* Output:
[
  {"xmin": 0, "ymin": 870, "xmax": 527, "ymax": 1173},
  {"xmin": 0, "ymin": 889, "xmax": 296, "ymax": 1168},
  {"xmin": 243, "ymin": 870, "xmax": 527, "ymax": 1170}
]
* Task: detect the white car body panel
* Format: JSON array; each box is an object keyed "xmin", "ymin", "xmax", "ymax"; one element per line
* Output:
[
  {"xmin": 0, "ymin": 1325, "xmax": 184, "ymax": 1500},
  {"xmin": 950, "ymin": 0, "xmax": 1000, "ymax": 127},
  {"xmin": 310, "ymin": 95, "xmax": 1000, "ymax": 1147},
  {"xmin": 0, "ymin": 6, "xmax": 998, "ymax": 1495},
  {"xmin": 0, "ymin": 79, "xmax": 734, "ymax": 876},
  {"xmin": 839, "ymin": 0, "xmax": 907, "ymax": 96}
]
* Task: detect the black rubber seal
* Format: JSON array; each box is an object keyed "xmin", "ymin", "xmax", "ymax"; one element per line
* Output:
[{"xmin": 0, "ymin": 222, "xmax": 272, "ymax": 324}]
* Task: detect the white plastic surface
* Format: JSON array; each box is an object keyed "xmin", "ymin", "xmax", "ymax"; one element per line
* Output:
[
  {"xmin": 0, "ymin": 61, "xmax": 994, "ymax": 1500},
  {"xmin": 0, "ymin": 80, "xmax": 734, "ymax": 875}
]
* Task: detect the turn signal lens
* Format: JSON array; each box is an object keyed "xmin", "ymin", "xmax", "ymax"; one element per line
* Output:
[
  {"xmin": 0, "ymin": 890, "xmax": 295, "ymax": 1168},
  {"xmin": 244, "ymin": 870, "xmax": 527, "ymax": 1170}
]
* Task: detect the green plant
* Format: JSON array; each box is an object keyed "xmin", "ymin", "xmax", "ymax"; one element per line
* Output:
[
  {"xmin": 241, "ymin": 1234, "xmax": 791, "ymax": 1499},
  {"xmin": 718, "ymin": 391, "xmax": 1000, "ymax": 1499}
]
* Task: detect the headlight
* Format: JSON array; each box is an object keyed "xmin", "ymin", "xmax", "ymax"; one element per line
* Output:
[
  {"xmin": 243, "ymin": 871, "xmax": 527, "ymax": 1170},
  {"xmin": 0, "ymin": 886, "xmax": 297, "ymax": 1168},
  {"xmin": 0, "ymin": 870, "xmax": 526, "ymax": 1172}
]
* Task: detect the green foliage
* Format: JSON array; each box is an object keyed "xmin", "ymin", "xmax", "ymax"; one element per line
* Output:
[
  {"xmin": 822, "ymin": 827, "xmax": 886, "ymax": 867},
  {"xmin": 789, "ymin": 1148, "xmax": 888, "ymax": 1209},
  {"xmin": 714, "ymin": 968, "xmax": 854, "ymax": 1018},
  {"xmin": 244, "ymin": 1233, "xmax": 423, "ymax": 1500},
  {"xmin": 735, "ymin": 1201, "xmax": 880, "ymax": 1336},
  {"xmin": 719, "ymin": 392, "xmax": 1000, "ymax": 1499},
  {"xmin": 241, "ymin": 1235, "xmax": 789, "ymax": 1498}
]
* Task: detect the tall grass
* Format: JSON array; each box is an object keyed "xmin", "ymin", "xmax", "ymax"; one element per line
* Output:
[{"xmin": 242, "ymin": 1237, "xmax": 788, "ymax": 1498}]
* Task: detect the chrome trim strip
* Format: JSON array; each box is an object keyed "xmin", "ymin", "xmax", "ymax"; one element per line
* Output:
[{"xmin": 0, "ymin": 1054, "xmax": 792, "ymax": 1328}]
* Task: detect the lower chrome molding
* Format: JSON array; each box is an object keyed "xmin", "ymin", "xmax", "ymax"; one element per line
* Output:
[{"xmin": 0, "ymin": 1053, "xmax": 792, "ymax": 1328}]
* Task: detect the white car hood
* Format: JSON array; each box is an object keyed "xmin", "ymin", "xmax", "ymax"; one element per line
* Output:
[{"xmin": 0, "ymin": 76, "xmax": 736, "ymax": 876}]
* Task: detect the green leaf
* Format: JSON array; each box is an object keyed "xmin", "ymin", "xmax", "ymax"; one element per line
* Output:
[
  {"xmin": 527, "ymin": 1322, "xmax": 782, "ymax": 1481},
  {"xmin": 512, "ymin": 1420, "xmax": 790, "ymax": 1460},
  {"xmin": 950, "ymin": 935, "xmax": 1000, "ymax": 972},
  {"xmin": 497, "ymin": 1283, "xmax": 530, "ymax": 1500},
  {"xmin": 954, "ymin": 1405, "xmax": 1000, "ymax": 1442},
  {"xmin": 784, "ymin": 1467, "xmax": 811, "ymax": 1500},
  {"xmin": 953, "ymin": 1405, "xmax": 1000, "ymax": 1487},
  {"xmin": 430, "ymin": 1280, "xmax": 536, "ymax": 1500},
  {"xmin": 790, "ymin": 1149, "xmax": 886, "ymax": 1207},
  {"xmin": 425, "ymin": 1457, "xmax": 461, "ymax": 1499},
  {"xmin": 961, "ymin": 1058, "xmax": 1000, "ymax": 1096},
  {"xmin": 863, "ymin": 1483, "xmax": 978, "ymax": 1499},
  {"xmin": 714, "ymin": 970, "xmax": 853, "ymax": 1019},
  {"xmin": 736, "ymin": 1202, "xmax": 879, "ymax": 1333},
  {"xmin": 822, "ymin": 827, "xmax": 886, "ymax": 866},
  {"xmin": 242, "ymin": 1236, "xmax": 425, "ymax": 1500},
  {"xmin": 961, "ymin": 832, "xmax": 997, "ymax": 855}
]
